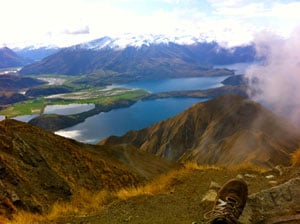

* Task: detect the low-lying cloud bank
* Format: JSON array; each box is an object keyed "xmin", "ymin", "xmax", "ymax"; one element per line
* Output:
[{"xmin": 246, "ymin": 27, "xmax": 300, "ymax": 125}]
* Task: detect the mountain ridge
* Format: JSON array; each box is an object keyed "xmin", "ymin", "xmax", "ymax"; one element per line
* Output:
[
  {"xmin": 101, "ymin": 95, "xmax": 300, "ymax": 167},
  {"xmin": 0, "ymin": 119, "xmax": 176, "ymax": 216}
]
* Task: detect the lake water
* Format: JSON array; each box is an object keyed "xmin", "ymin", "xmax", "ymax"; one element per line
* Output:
[
  {"xmin": 117, "ymin": 76, "xmax": 227, "ymax": 93},
  {"xmin": 55, "ymin": 97, "xmax": 208, "ymax": 143},
  {"xmin": 44, "ymin": 103, "xmax": 95, "ymax": 115},
  {"xmin": 0, "ymin": 68, "xmax": 242, "ymax": 143},
  {"xmin": 55, "ymin": 75, "xmax": 229, "ymax": 143},
  {"xmin": 13, "ymin": 114, "xmax": 39, "ymax": 122},
  {"xmin": 0, "ymin": 114, "xmax": 39, "ymax": 122}
]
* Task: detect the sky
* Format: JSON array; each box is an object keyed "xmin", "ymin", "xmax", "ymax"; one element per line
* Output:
[{"xmin": 1, "ymin": 0, "xmax": 300, "ymax": 48}]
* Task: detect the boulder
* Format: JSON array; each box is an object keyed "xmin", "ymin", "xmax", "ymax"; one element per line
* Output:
[{"xmin": 240, "ymin": 178, "xmax": 300, "ymax": 223}]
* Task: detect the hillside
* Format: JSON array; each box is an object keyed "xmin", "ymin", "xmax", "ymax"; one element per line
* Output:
[
  {"xmin": 0, "ymin": 74, "xmax": 45, "ymax": 91},
  {"xmin": 101, "ymin": 95, "xmax": 300, "ymax": 166},
  {"xmin": 19, "ymin": 40, "xmax": 254, "ymax": 77},
  {"xmin": 9, "ymin": 163, "xmax": 300, "ymax": 224},
  {"xmin": 49, "ymin": 165, "xmax": 300, "ymax": 224},
  {"xmin": 0, "ymin": 119, "xmax": 176, "ymax": 218},
  {"xmin": 1, "ymin": 97, "xmax": 300, "ymax": 223},
  {"xmin": 0, "ymin": 47, "xmax": 24, "ymax": 68}
]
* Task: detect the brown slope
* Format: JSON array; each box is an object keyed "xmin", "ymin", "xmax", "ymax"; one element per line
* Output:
[
  {"xmin": 100, "ymin": 95, "xmax": 300, "ymax": 167},
  {"xmin": 0, "ymin": 119, "xmax": 175, "ymax": 216}
]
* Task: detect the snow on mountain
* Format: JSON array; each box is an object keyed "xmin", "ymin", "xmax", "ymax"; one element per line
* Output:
[
  {"xmin": 77, "ymin": 33, "xmax": 207, "ymax": 50},
  {"xmin": 14, "ymin": 45, "xmax": 60, "ymax": 63}
]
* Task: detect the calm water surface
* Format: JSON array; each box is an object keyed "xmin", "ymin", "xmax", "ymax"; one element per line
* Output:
[
  {"xmin": 13, "ymin": 114, "xmax": 39, "ymax": 122},
  {"xmin": 1, "ymin": 74, "xmax": 236, "ymax": 143},
  {"xmin": 55, "ymin": 75, "xmax": 232, "ymax": 143},
  {"xmin": 56, "ymin": 98, "xmax": 208, "ymax": 143},
  {"xmin": 117, "ymin": 76, "xmax": 227, "ymax": 93}
]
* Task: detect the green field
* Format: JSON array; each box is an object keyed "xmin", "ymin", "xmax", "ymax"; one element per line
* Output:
[{"xmin": 0, "ymin": 87, "xmax": 149, "ymax": 117}]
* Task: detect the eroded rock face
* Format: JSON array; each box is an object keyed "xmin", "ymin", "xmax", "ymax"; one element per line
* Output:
[{"xmin": 241, "ymin": 178, "xmax": 300, "ymax": 223}]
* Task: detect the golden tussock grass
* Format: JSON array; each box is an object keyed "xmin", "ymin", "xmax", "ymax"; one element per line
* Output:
[
  {"xmin": 8, "ymin": 164, "xmax": 197, "ymax": 224},
  {"xmin": 9, "ymin": 190, "xmax": 114, "ymax": 224},
  {"xmin": 8, "ymin": 162, "xmax": 258, "ymax": 224},
  {"xmin": 183, "ymin": 162, "xmax": 223, "ymax": 171},
  {"xmin": 227, "ymin": 162, "xmax": 267, "ymax": 173},
  {"xmin": 291, "ymin": 148, "xmax": 300, "ymax": 166},
  {"xmin": 117, "ymin": 166, "xmax": 191, "ymax": 200}
]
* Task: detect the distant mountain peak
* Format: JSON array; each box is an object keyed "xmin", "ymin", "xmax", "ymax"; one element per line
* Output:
[
  {"xmin": 0, "ymin": 47, "xmax": 24, "ymax": 68},
  {"xmin": 76, "ymin": 33, "xmax": 206, "ymax": 50}
]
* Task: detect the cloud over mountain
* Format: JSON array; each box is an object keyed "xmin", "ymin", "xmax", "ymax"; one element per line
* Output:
[{"xmin": 246, "ymin": 26, "xmax": 300, "ymax": 124}]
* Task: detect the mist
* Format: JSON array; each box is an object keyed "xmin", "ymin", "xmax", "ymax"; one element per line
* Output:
[{"xmin": 246, "ymin": 27, "xmax": 300, "ymax": 125}]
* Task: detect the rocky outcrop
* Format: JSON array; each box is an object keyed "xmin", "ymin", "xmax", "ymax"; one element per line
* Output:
[{"xmin": 242, "ymin": 178, "xmax": 300, "ymax": 223}]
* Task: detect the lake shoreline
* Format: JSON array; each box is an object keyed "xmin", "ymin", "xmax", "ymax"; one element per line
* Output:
[{"xmin": 28, "ymin": 99, "xmax": 138, "ymax": 132}]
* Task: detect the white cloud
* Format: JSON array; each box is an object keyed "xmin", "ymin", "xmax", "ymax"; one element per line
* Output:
[
  {"xmin": 245, "ymin": 26, "xmax": 300, "ymax": 124},
  {"xmin": 1, "ymin": 0, "xmax": 299, "ymax": 48}
]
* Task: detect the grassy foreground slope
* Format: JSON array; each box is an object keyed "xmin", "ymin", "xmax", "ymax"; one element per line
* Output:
[{"xmin": 9, "ymin": 163, "xmax": 300, "ymax": 224}]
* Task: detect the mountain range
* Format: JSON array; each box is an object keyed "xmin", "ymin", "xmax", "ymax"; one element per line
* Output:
[
  {"xmin": 101, "ymin": 94, "xmax": 300, "ymax": 167},
  {"xmin": 19, "ymin": 36, "xmax": 255, "ymax": 77},
  {"xmin": 14, "ymin": 46, "xmax": 59, "ymax": 63},
  {"xmin": 0, "ymin": 46, "xmax": 59, "ymax": 69}
]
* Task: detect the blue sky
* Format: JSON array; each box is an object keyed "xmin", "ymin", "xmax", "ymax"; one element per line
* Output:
[{"xmin": 1, "ymin": 0, "xmax": 299, "ymax": 48}]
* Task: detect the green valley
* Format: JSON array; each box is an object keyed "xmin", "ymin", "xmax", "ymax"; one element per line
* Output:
[{"xmin": 0, "ymin": 86, "xmax": 148, "ymax": 118}]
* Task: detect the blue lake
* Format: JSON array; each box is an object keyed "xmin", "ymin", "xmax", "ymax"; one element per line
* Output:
[
  {"xmin": 117, "ymin": 76, "xmax": 227, "ymax": 93},
  {"xmin": 55, "ymin": 97, "xmax": 208, "ymax": 143},
  {"xmin": 55, "ymin": 75, "xmax": 229, "ymax": 143}
]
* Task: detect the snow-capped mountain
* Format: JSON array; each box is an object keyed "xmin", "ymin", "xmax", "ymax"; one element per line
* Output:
[
  {"xmin": 20, "ymin": 35, "xmax": 255, "ymax": 78},
  {"xmin": 14, "ymin": 45, "xmax": 60, "ymax": 63},
  {"xmin": 76, "ymin": 33, "xmax": 206, "ymax": 50}
]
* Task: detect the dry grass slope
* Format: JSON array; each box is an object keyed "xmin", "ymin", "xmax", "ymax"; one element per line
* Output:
[
  {"xmin": 0, "ymin": 119, "xmax": 176, "ymax": 222},
  {"xmin": 4, "ymin": 159, "xmax": 300, "ymax": 224},
  {"xmin": 292, "ymin": 148, "xmax": 300, "ymax": 166},
  {"xmin": 7, "ymin": 163, "xmax": 218, "ymax": 224}
]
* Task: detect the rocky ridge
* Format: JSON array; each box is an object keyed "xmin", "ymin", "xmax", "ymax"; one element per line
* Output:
[{"xmin": 101, "ymin": 95, "xmax": 300, "ymax": 167}]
